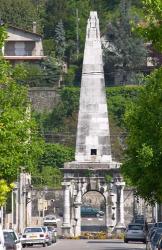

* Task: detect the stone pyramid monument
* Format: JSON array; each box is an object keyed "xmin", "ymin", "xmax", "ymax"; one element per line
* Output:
[
  {"xmin": 62, "ymin": 12, "xmax": 124, "ymax": 237},
  {"xmin": 65, "ymin": 11, "xmax": 120, "ymax": 169},
  {"xmin": 75, "ymin": 11, "xmax": 111, "ymax": 163}
]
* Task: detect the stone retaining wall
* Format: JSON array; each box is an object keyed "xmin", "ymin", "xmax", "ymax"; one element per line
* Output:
[{"xmin": 29, "ymin": 87, "xmax": 60, "ymax": 113}]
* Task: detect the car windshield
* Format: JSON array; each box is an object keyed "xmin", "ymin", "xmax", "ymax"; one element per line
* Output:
[
  {"xmin": 9, "ymin": 232, "xmax": 17, "ymax": 241},
  {"xmin": 135, "ymin": 220, "xmax": 144, "ymax": 224},
  {"xmin": 3, "ymin": 232, "xmax": 14, "ymax": 243},
  {"xmin": 128, "ymin": 225, "xmax": 143, "ymax": 230},
  {"xmin": 44, "ymin": 217, "xmax": 55, "ymax": 220},
  {"xmin": 24, "ymin": 228, "xmax": 42, "ymax": 233},
  {"xmin": 153, "ymin": 233, "xmax": 161, "ymax": 244}
]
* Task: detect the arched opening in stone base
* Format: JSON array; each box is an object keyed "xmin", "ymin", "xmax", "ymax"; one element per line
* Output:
[{"xmin": 81, "ymin": 190, "xmax": 107, "ymax": 233}]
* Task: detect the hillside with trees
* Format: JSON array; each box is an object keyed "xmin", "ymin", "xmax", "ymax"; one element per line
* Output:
[{"xmin": 0, "ymin": 0, "xmax": 162, "ymax": 203}]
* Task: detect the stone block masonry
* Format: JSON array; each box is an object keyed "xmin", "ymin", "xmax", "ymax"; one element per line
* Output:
[{"xmin": 29, "ymin": 87, "xmax": 60, "ymax": 113}]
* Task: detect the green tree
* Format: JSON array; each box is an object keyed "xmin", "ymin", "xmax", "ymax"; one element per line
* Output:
[
  {"xmin": 55, "ymin": 20, "xmax": 66, "ymax": 63},
  {"xmin": 0, "ymin": 180, "xmax": 13, "ymax": 206},
  {"xmin": 104, "ymin": 0, "xmax": 146, "ymax": 85},
  {"xmin": 0, "ymin": 76, "xmax": 44, "ymax": 182},
  {"xmin": 0, "ymin": 27, "xmax": 44, "ymax": 183},
  {"xmin": 32, "ymin": 166, "xmax": 62, "ymax": 188},
  {"xmin": 122, "ymin": 68, "xmax": 162, "ymax": 203},
  {"xmin": 0, "ymin": 0, "xmax": 42, "ymax": 32},
  {"xmin": 13, "ymin": 59, "xmax": 60, "ymax": 87},
  {"xmin": 38, "ymin": 143, "xmax": 74, "ymax": 170},
  {"xmin": 138, "ymin": 0, "xmax": 162, "ymax": 52}
]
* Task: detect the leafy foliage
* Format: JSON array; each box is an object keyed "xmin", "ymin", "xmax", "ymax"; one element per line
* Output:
[
  {"xmin": 106, "ymin": 86, "xmax": 141, "ymax": 126},
  {"xmin": 55, "ymin": 20, "xmax": 66, "ymax": 63},
  {"xmin": 0, "ymin": 180, "xmax": 13, "ymax": 206},
  {"xmin": 138, "ymin": 0, "xmax": 162, "ymax": 52},
  {"xmin": 0, "ymin": 78, "xmax": 44, "ymax": 182},
  {"xmin": 0, "ymin": 27, "xmax": 44, "ymax": 183},
  {"xmin": 32, "ymin": 166, "xmax": 63, "ymax": 189},
  {"xmin": 38, "ymin": 143, "xmax": 74, "ymax": 170},
  {"xmin": 104, "ymin": 0, "xmax": 146, "ymax": 85},
  {"xmin": 33, "ymin": 143, "xmax": 74, "ymax": 187},
  {"xmin": 0, "ymin": 0, "xmax": 43, "ymax": 32},
  {"xmin": 13, "ymin": 58, "xmax": 60, "ymax": 87},
  {"xmin": 122, "ymin": 68, "xmax": 162, "ymax": 203}
]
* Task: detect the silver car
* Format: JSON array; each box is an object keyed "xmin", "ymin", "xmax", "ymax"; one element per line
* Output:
[
  {"xmin": 21, "ymin": 227, "xmax": 46, "ymax": 247},
  {"xmin": 124, "ymin": 223, "xmax": 146, "ymax": 243}
]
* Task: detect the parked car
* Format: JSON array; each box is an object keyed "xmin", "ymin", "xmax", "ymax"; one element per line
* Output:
[
  {"xmin": 3, "ymin": 230, "xmax": 22, "ymax": 250},
  {"xmin": 0, "ymin": 227, "xmax": 5, "ymax": 250},
  {"xmin": 21, "ymin": 227, "xmax": 46, "ymax": 247},
  {"xmin": 81, "ymin": 206, "xmax": 104, "ymax": 217},
  {"xmin": 133, "ymin": 215, "xmax": 147, "ymax": 227},
  {"xmin": 3, "ymin": 231, "xmax": 17, "ymax": 250},
  {"xmin": 157, "ymin": 235, "xmax": 162, "ymax": 250},
  {"xmin": 149, "ymin": 231, "xmax": 162, "ymax": 250},
  {"xmin": 154, "ymin": 223, "xmax": 162, "ymax": 229},
  {"xmin": 146, "ymin": 229, "xmax": 162, "ymax": 250},
  {"xmin": 0, "ymin": 225, "xmax": 5, "ymax": 250},
  {"xmin": 46, "ymin": 226, "xmax": 57, "ymax": 243},
  {"xmin": 124, "ymin": 223, "xmax": 146, "ymax": 243},
  {"xmin": 43, "ymin": 215, "xmax": 57, "ymax": 227},
  {"xmin": 41, "ymin": 227, "xmax": 52, "ymax": 246}
]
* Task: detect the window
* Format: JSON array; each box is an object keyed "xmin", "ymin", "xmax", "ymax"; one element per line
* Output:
[
  {"xmin": 24, "ymin": 227, "xmax": 42, "ymax": 233},
  {"xmin": 128, "ymin": 225, "xmax": 143, "ymax": 230},
  {"xmin": 91, "ymin": 149, "xmax": 97, "ymax": 155}
]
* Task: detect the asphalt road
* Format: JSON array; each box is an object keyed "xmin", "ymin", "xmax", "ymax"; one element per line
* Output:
[{"xmin": 26, "ymin": 239, "xmax": 146, "ymax": 250}]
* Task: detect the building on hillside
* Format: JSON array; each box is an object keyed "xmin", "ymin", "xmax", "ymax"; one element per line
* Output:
[{"xmin": 3, "ymin": 24, "xmax": 46, "ymax": 64}]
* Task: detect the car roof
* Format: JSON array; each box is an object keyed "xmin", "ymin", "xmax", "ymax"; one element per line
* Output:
[{"xmin": 3, "ymin": 230, "xmax": 15, "ymax": 232}]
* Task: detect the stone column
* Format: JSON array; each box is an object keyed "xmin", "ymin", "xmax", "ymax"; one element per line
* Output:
[
  {"xmin": 115, "ymin": 178, "xmax": 125, "ymax": 230},
  {"xmin": 110, "ymin": 189, "xmax": 117, "ymax": 228},
  {"xmin": 105, "ymin": 201, "xmax": 109, "ymax": 230},
  {"xmin": 105, "ymin": 191, "xmax": 112, "ymax": 232},
  {"xmin": 62, "ymin": 182, "xmax": 71, "ymax": 237},
  {"xmin": 74, "ymin": 190, "xmax": 82, "ymax": 237}
]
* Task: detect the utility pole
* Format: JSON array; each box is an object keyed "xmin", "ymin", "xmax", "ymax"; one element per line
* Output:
[{"xmin": 76, "ymin": 8, "xmax": 79, "ymax": 60}]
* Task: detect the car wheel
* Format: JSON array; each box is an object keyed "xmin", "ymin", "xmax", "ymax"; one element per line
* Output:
[
  {"xmin": 124, "ymin": 239, "xmax": 128, "ymax": 243},
  {"xmin": 43, "ymin": 243, "xmax": 46, "ymax": 247},
  {"xmin": 143, "ymin": 240, "xmax": 146, "ymax": 244},
  {"xmin": 22, "ymin": 245, "xmax": 26, "ymax": 248}
]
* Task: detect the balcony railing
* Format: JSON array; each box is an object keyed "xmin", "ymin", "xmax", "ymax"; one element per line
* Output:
[{"xmin": 4, "ymin": 49, "xmax": 44, "ymax": 57}]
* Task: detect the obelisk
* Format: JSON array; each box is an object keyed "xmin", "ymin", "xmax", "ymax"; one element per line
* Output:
[
  {"xmin": 75, "ymin": 11, "xmax": 112, "ymax": 163},
  {"xmin": 62, "ymin": 12, "xmax": 124, "ymax": 237}
]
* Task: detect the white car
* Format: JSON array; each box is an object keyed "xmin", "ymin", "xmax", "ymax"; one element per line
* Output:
[
  {"xmin": 3, "ymin": 230, "xmax": 21, "ymax": 250},
  {"xmin": 43, "ymin": 215, "xmax": 57, "ymax": 227},
  {"xmin": 0, "ymin": 226, "xmax": 5, "ymax": 250},
  {"xmin": 21, "ymin": 227, "xmax": 46, "ymax": 247}
]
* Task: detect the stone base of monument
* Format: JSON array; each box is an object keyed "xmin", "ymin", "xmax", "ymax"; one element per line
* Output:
[
  {"xmin": 113, "ymin": 223, "xmax": 126, "ymax": 233},
  {"xmin": 61, "ymin": 224, "xmax": 71, "ymax": 238}
]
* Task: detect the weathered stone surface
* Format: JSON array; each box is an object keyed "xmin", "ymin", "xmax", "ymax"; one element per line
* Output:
[
  {"xmin": 29, "ymin": 87, "xmax": 59, "ymax": 112},
  {"xmin": 64, "ymin": 161, "xmax": 121, "ymax": 170}
]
